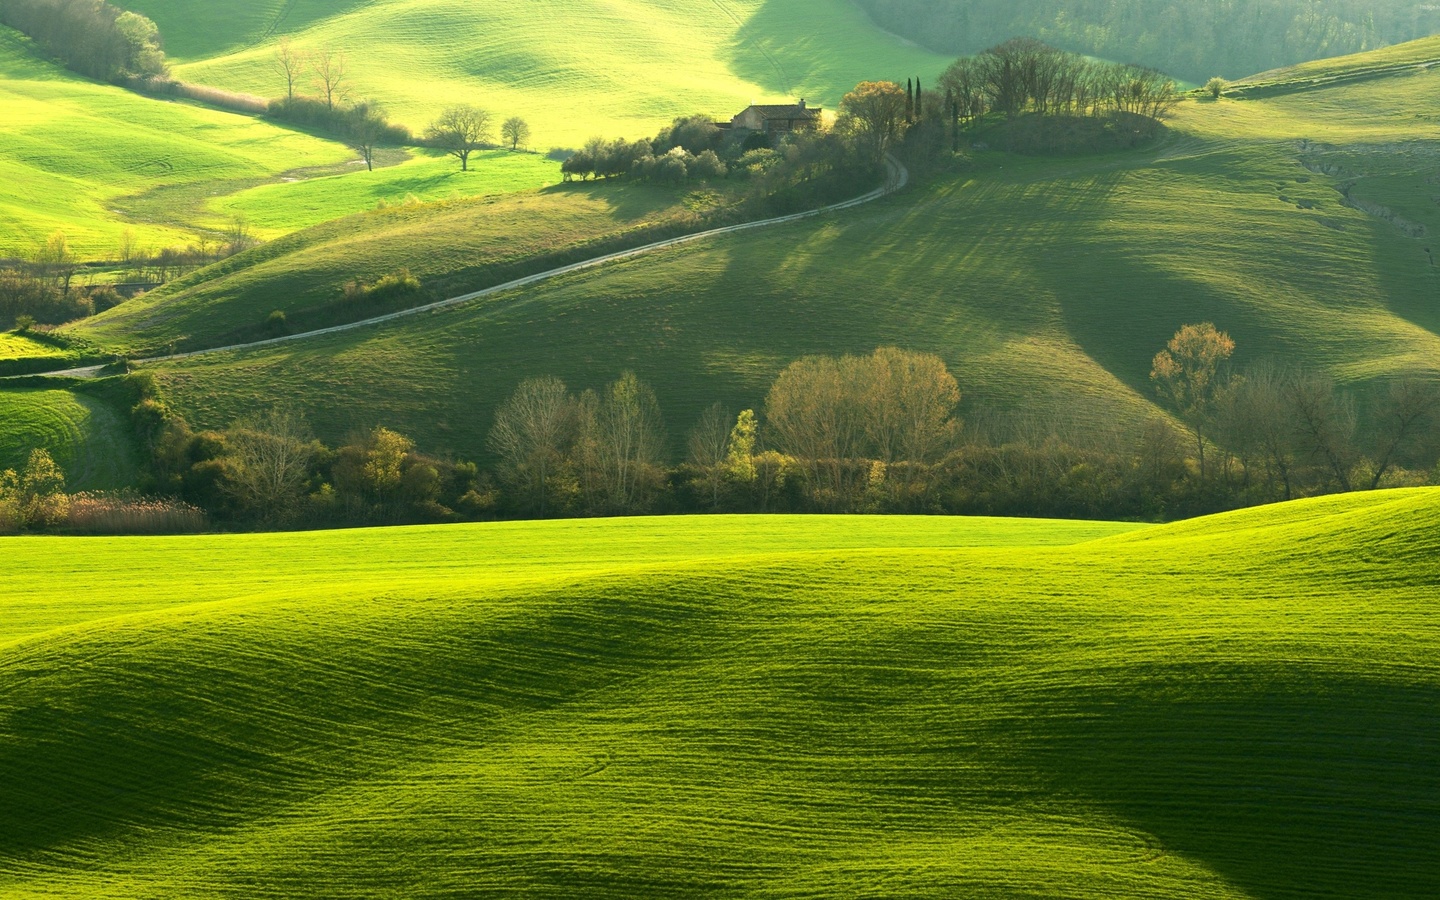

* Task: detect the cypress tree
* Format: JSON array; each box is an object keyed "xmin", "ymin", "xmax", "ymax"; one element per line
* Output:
[
  {"xmin": 906, "ymin": 78, "xmax": 914, "ymax": 123},
  {"xmin": 915, "ymin": 79, "xmax": 923, "ymax": 121}
]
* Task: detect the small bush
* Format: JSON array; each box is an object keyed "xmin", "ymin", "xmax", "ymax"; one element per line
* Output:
[
  {"xmin": 1205, "ymin": 77, "xmax": 1227, "ymax": 100},
  {"xmin": 266, "ymin": 309, "xmax": 289, "ymax": 334}
]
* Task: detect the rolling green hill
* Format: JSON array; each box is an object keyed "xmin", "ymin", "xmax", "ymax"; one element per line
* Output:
[
  {"xmin": 122, "ymin": 0, "xmax": 952, "ymax": 146},
  {"xmin": 95, "ymin": 37, "xmax": 1440, "ymax": 460},
  {"xmin": 0, "ymin": 26, "xmax": 351, "ymax": 258},
  {"xmin": 0, "ymin": 490, "xmax": 1435, "ymax": 895},
  {"xmin": 76, "ymin": 180, "xmax": 730, "ymax": 353},
  {"xmin": 0, "ymin": 388, "xmax": 138, "ymax": 489}
]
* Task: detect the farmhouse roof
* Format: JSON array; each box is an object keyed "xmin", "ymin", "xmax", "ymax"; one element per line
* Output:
[{"xmin": 744, "ymin": 101, "xmax": 821, "ymax": 119}]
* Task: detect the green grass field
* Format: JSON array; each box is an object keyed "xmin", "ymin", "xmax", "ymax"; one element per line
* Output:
[
  {"xmin": 0, "ymin": 490, "xmax": 1435, "ymax": 896},
  {"xmin": 0, "ymin": 333, "xmax": 66, "ymax": 362},
  {"xmin": 0, "ymin": 27, "xmax": 353, "ymax": 259},
  {"xmin": 101, "ymin": 41, "xmax": 1440, "ymax": 459},
  {"xmin": 0, "ymin": 388, "xmax": 138, "ymax": 489},
  {"xmin": 210, "ymin": 149, "xmax": 561, "ymax": 239},
  {"xmin": 76, "ymin": 180, "xmax": 729, "ymax": 353},
  {"xmin": 122, "ymin": 0, "xmax": 952, "ymax": 146}
]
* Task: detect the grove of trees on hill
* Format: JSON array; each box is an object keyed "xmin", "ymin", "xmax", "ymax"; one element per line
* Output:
[
  {"xmin": 0, "ymin": 0, "xmax": 166, "ymax": 81},
  {"xmin": 855, "ymin": 0, "xmax": 1440, "ymax": 81}
]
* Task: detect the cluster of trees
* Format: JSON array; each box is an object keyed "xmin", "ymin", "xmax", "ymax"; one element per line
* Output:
[
  {"xmin": 10, "ymin": 334, "xmax": 1439, "ymax": 532},
  {"xmin": 0, "ymin": 232, "xmax": 117, "ymax": 329},
  {"xmin": 0, "ymin": 0, "xmax": 165, "ymax": 81},
  {"xmin": 1149, "ymin": 323, "xmax": 1440, "ymax": 504},
  {"xmin": 139, "ymin": 402, "xmax": 485, "ymax": 527},
  {"xmin": 854, "ymin": 0, "xmax": 1440, "ymax": 83},
  {"xmin": 555, "ymin": 108, "xmax": 882, "ymax": 212},
  {"xmin": 939, "ymin": 39, "xmax": 1180, "ymax": 123},
  {"xmin": 418, "ymin": 105, "xmax": 532, "ymax": 170},
  {"xmin": 268, "ymin": 43, "xmax": 410, "ymax": 169},
  {"xmin": 0, "ymin": 448, "xmax": 204, "ymax": 534},
  {"xmin": 0, "ymin": 222, "xmax": 259, "ymax": 330}
]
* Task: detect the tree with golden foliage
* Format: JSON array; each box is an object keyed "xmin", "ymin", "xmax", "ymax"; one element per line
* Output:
[
  {"xmin": 838, "ymin": 81, "xmax": 908, "ymax": 161},
  {"xmin": 1151, "ymin": 322, "xmax": 1235, "ymax": 480}
]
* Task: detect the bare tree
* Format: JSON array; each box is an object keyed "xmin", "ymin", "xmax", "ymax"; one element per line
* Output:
[
  {"xmin": 765, "ymin": 354, "xmax": 869, "ymax": 506},
  {"xmin": 425, "ymin": 105, "xmax": 494, "ymax": 171},
  {"xmin": 274, "ymin": 38, "xmax": 304, "ymax": 101},
  {"xmin": 581, "ymin": 372, "xmax": 666, "ymax": 514},
  {"xmin": 1218, "ymin": 363, "xmax": 1297, "ymax": 500},
  {"xmin": 501, "ymin": 116, "xmax": 531, "ymax": 152},
  {"xmin": 687, "ymin": 402, "xmax": 732, "ymax": 509},
  {"xmin": 1284, "ymin": 370, "xmax": 1357, "ymax": 492},
  {"xmin": 311, "ymin": 47, "xmax": 348, "ymax": 111},
  {"xmin": 343, "ymin": 101, "xmax": 388, "ymax": 171},
  {"xmin": 487, "ymin": 376, "xmax": 575, "ymax": 516},
  {"xmin": 1366, "ymin": 378, "xmax": 1439, "ymax": 489},
  {"xmin": 32, "ymin": 231, "xmax": 76, "ymax": 295},
  {"xmin": 223, "ymin": 407, "xmax": 316, "ymax": 522},
  {"xmin": 863, "ymin": 347, "xmax": 962, "ymax": 470}
]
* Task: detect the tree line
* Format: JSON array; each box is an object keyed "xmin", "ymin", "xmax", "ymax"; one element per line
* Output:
[
  {"xmin": 854, "ymin": 0, "xmax": 1440, "ymax": 83},
  {"xmin": 5, "ymin": 336, "xmax": 1428, "ymax": 534},
  {"xmin": 1, "ymin": 0, "xmax": 165, "ymax": 82},
  {"xmin": 939, "ymin": 39, "xmax": 1180, "ymax": 122}
]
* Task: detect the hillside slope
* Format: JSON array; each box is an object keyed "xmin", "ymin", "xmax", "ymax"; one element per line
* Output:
[
  {"xmin": 114, "ymin": 37, "xmax": 1440, "ymax": 458},
  {"xmin": 120, "ymin": 0, "xmax": 952, "ymax": 145},
  {"xmin": 0, "ymin": 491, "xmax": 1435, "ymax": 896},
  {"xmin": 0, "ymin": 27, "xmax": 350, "ymax": 258}
]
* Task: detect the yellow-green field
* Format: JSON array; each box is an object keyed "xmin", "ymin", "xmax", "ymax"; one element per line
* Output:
[
  {"xmin": 0, "ymin": 490, "xmax": 1435, "ymax": 895},
  {"xmin": 0, "ymin": 27, "xmax": 350, "ymax": 258},
  {"xmin": 128, "ymin": 0, "xmax": 952, "ymax": 145}
]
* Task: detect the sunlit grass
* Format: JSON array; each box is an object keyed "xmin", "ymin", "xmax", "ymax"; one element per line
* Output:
[{"xmin": 0, "ymin": 490, "xmax": 1435, "ymax": 896}]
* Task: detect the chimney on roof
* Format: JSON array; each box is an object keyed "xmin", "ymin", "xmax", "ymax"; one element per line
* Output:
[{"xmin": 799, "ymin": 99, "xmax": 806, "ymax": 110}]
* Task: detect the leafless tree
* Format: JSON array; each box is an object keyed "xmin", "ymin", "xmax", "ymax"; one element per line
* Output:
[
  {"xmin": 688, "ymin": 402, "xmax": 732, "ymax": 509},
  {"xmin": 1284, "ymin": 369, "xmax": 1357, "ymax": 491},
  {"xmin": 487, "ymin": 376, "xmax": 575, "ymax": 516},
  {"xmin": 501, "ymin": 116, "xmax": 531, "ymax": 152},
  {"xmin": 311, "ymin": 47, "xmax": 347, "ymax": 111},
  {"xmin": 580, "ymin": 372, "xmax": 666, "ymax": 514},
  {"xmin": 1366, "ymin": 378, "xmax": 1440, "ymax": 489},
  {"xmin": 425, "ymin": 105, "xmax": 494, "ymax": 171},
  {"xmin": 223, "ymin": 407, "xmax": 316, "ymax": 521},
  {"xmin": 274, "ymin": 38, "xmax": 304, "ymax": 100}
]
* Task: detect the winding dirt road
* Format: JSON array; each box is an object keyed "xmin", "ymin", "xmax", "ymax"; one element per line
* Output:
[{"xmin": 24, "ymin": 156, "xmax": 909, "ymax": 380}]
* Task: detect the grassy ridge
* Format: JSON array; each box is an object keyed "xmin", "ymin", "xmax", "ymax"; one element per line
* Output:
[
  {"xmin": 125, "ymin": 0, "xmax": 951, "ymax": 145},
  {"xmin": 0, "ymin": 388, "xmax": 138, "ymax": 489},
  {"xmin": 0, "ymin": 490, "xmax": 1435, "ymax": 895},
  {"xmin": 76, "ymin": 180, "xmax": 726, "ymax": 354},
  {"xmin": 130, "ymin": 59, "xmax": 1440, "ymax": 457}
]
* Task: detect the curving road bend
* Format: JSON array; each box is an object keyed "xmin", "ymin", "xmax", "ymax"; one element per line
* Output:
[{"xmin": 20, "ymin": 155, "xmax": 909, "ymax": 380}]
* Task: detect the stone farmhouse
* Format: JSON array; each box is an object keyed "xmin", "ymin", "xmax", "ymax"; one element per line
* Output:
[{"xmin": 725, "ymin": 99, "xmax": 823, "ymax": 137}]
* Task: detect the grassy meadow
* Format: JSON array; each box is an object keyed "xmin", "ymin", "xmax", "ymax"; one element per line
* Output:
[
  {"xmin": 0, "ymin": 388, "xmax": 138, "ymax": 489},
  {"xmin": 0, "ymin": 490, "xmax": 1435, "ymax": 895},
  {"xmin": 124, "ymin": 0, "xmax": 952, "ymax": 146},
  {"xmin": 0, "ymin": 27, "xmax": 352, "ymax": 259},
  {"xmin": 96, "ymin": 45, "xmax": 1440, "ymax": 459},
  {"xmin": 76, "ymin": 180, "xmax": 732, "ymax": 353},
  {"xmin": 209, "ymin": 149, "xmax": 561, "ymax": 239}
]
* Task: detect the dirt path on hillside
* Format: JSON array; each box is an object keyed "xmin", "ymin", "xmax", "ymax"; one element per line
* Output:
[{"xmin": 17, "ymin": 156, "xmax": 909, "ymax": 381}]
